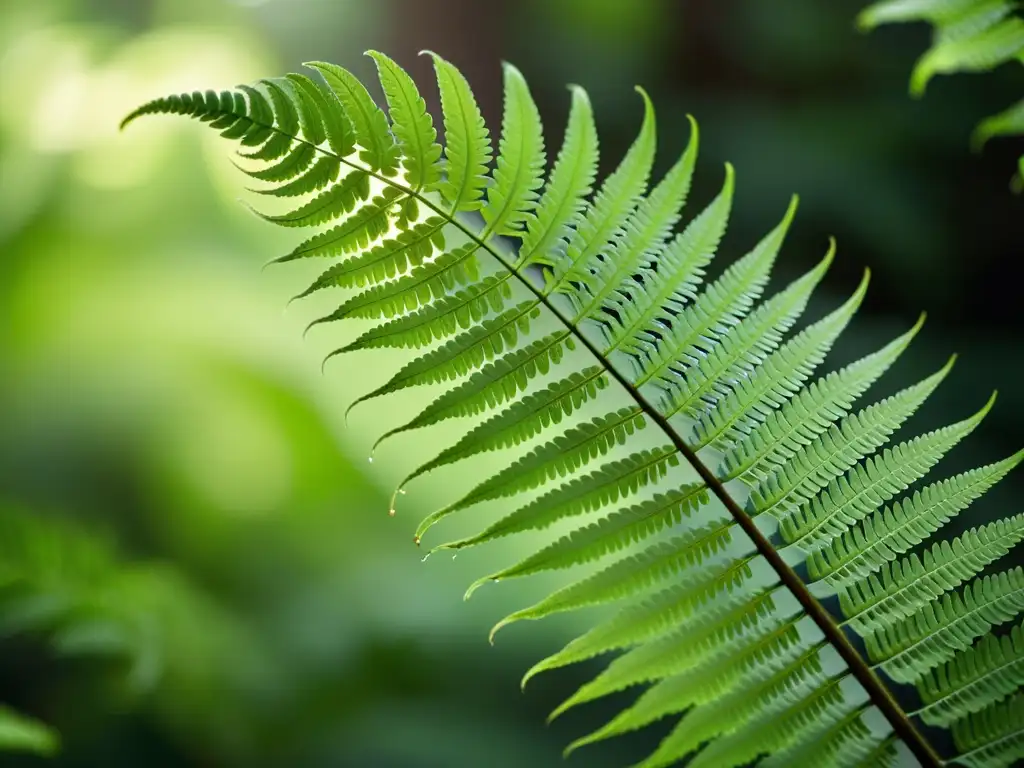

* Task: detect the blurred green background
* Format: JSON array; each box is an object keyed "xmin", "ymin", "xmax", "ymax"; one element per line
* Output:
[{"xmin": 0, "ymin": 1, "xmax": 1020, "ymax": 766}]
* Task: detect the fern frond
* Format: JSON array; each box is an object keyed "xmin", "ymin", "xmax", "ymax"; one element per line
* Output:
[
  {"xmin": 252, "ymin": 170, "xmax": 372, "ymax": 228},
  {"xmin": 781, "ymin": 391, "xmax": 996, "ymax": 551},
  {"xmin": 951, "ymin": 692, "xmax": 1024, "ymax": 767},
  {"xmin": 637, "ymin": 199, "xmax": 796, "ymax": 392},
  {"xmin": 749, "ymin": 355, "xmax": 954, "ymax": 519},
  {"xmin": 467, "ymin": 482, "xmax": 709, "ymax": 593},
  {"xmin": 547, "ymin": 88, "xmax": 656, "ymax": 295},
  {"xmin": 306, "ymin": 61, "xmax": 399, "ymax": 175},
  {"xmin": 870, "ymin": 567, "xmax": 1024, "ymax": 684},
  {"xmin": 127, "ymin": 55, "xmax": 1023, "ymax": 768},
  {"xmin": 480, "ymin": 63, "xmax": 545, "ymax": 238},
  {"xmin": 412, "ymin": 368, "xmax": 607, "ymax": 531},
  {"xmin": 309, "ymin": 240, "xmax": 479, "ymax": 324},
  {"xmin": 439, "ymin": 446, "xmax": 680, "ymax": 551},
  {"xmin": 693, "ymin": 267, "xmax": 869, "ymax": 451},
  {"xmin": 329, "ymin": 274, "xmax": 512, "ymax": 353},
  {"xmin": 633, "ymin": 641, "xmax": 830, "ymax": 768},
  {"xmin": 809, "ymin": 449, "xmax": 1024, "ymax": 587},
  {"xmin": 550, "ymin": 585, "xmax": 790, "ymax": 720},
  {"xmin": 425, "ymin": 51, "xmax": 492, "ymax": 212},
  {"xmin": 684, "ymin": 671, "xmax": 852, "ymax": 768},
  {"xmin": 519, "ymin": 85, "xmax": 598, "ymax": 267},
  {"xmin": 295, "ymin": 216, "xmax": 444, "ymax": 294},
  {"xmin": 840, "ymin": 516, "xmax": 1024, "ymax": 634},
  {"xmin": 604, "ymin": 161, "xmax": 733, "ymax": 357},
  {"xmin": 757, "ymin": 700, "xmax": 874, "ymax": 768},
  {"xmin": 915, "ymin": 621, "xmax": 1024, "ymax": 727},
  {"xmin": 366, "ymin": 51, "xmax": 442, "ymax": 191},
  {"xmin": 433, "ymin": 406, "xmax": 644, "ymax": 517},
  {"xmin": 564, "ymin": 615, "xmax": 810, "ymax": 750},
  {"xmin": 381, "ymin": 332, "xmax": 570, "ymax": 443},
  {"xmin": 910, "ymin": 15, "xmax": 1024, "ymax": 95},
  {"xmin": 859, "ymin": 0, "xmax": 1024, "ymax": 185},
  {"xmin": 507, "ymin": 524, "xmax": 743, "ymax": 648},
  {"xmin": 571, "ymin": 117, "xmax": 698, "ymax": 323},
  {"xmin": 660, "ymin": 243, "xmax": 833, "ymax": 420},
  {"xmin": 348, "ymin": 300, "xmax": 541, "ymax": 412},
  {"xmin": 719, "ymin": 313, "xmax": 924, "ymax": 484}
]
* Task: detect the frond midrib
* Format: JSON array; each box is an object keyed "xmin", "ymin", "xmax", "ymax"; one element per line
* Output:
[{"xmin": 185, "ymin": 101, "xmax": 943, "ymax": 767}]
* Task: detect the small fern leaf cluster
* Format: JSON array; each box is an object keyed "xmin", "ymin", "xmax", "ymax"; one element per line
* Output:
[
  {"xmin": 124, "ymin": 52, "xmax": 1024, "ymax": 767},
  {"xmin": 0, "ymin": 506, "xmax": 254, "ymax": 755},
  {"xmin": 859, "ymin": 0, "xmax": 1024, "ymax": 190}
]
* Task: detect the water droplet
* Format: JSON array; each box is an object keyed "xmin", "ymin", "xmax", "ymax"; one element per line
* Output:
[{"xmin": 367, "ymin": 456, "xmax": 374, "ymax": 463}]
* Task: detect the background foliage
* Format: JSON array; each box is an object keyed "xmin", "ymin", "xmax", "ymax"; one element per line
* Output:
[{"xmin": 0, "ymin": 1, "xmax": 1020, "ymax": 766}]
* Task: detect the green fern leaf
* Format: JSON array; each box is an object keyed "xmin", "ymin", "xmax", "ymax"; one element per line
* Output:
[
  {"xmin": 433, "ymin": 407, "xmax": 644, "ymax": 517},
  {"xmin": 306, "ymin": 61, "xmax": 399, "ymax": 174},
  {"xmin": 239, "ymin": 140, "xmax": 316, "ymax": 184},
  {"xmin": 247, "ymin": 79, "xmax": 297, "ymax": 161},
  {"xmin": 748, "ymin": 356, "xmax": 954, "ymax": 519},
  {"xmin": 693, "ymin": 267, "xmax": 869, "ymax": 451},
  {"xmin": 252, "ymin": 169, "xmax": 371, "ymax": 228},
  {"xmin": 329, "ymin": 274, "xmax": 512, "ymax": 353},
  {"xmin": 841, "ymin": 516, "xmax": 1024, "ymax": 634},
  {"xmin": 253, "ymin": 154, "xmax": 339, "ymax": 197},
  {"xmin": 275, "ymin": 188, "xmax": 403, "ymax": 264},
  {"xmin": 572, "ymin": 117, "xmax": 698, "ymax": 322},
  {"xmin": 504, "ymin": 525, "xmax": 745, "ymax": 645},
  {"xmin": 870, "ymin": 567, "xmax": 1024, "ymax": 683},
  {"xmin": 604, "ymin": 161, "xmax": 733, "ymax": 356},
  {"xmin": 780, "ymin": 392, "xmax": 995, "ymax": 551},
  {"xmin": 720, "ymin": 314, "xmax": 924, "ymax": 483},
  {"xmin": 685, "ymin": 675, "xmax": 852, "ymax": 768},
  {"xmin": 366, "ymin": 51, "xmax": 442, "ymax": 191},
  {"xmin": 349, "ymin": 301, "xmax": 541, "ymax": 414},
  {"xmin": 126, "ymin": 55, "xmax": 1024, "ymax": 768},
  {"xmin": 551, "ymin": 586, "xmax": 790, "ymax": 721},
  {"xmin": 566, "ymin": 615, "xmax": 809, "ymax": 750},
  {"xmin": 636, "ymin": 197, "xmax": 796, "ymax": 392},
  {"xmin": 520, "ymin": 86, "xmax": 598, "ymax": 267},
  {"xmin": 438, "ymin": 446, "xmax": 680, "ymax": 551},
  {"xmin": 809, "ymin": 449, "xmax": 1024, "ymax": 587},
  {"xmin": 757, "ymin": 701, "xmax": 875, "ymax": 768},
  {"xmin": 911, "ymin": 15, "xmax": 1024, "ymax": 95},
  {"xmin": 469, "ymin": 482, "xmax": 710, "ymax": 592},
  {"xmin": 547, "ymin": 88, "xmax": 656, "ymax": 295},
  {"xmin": 951, "ymin": 692, "xmax": 1024, "ymax": 767},
  {"xmin": 974, "ymin": 98, "xmax": 1024, "ymax": 149},
  {"xmin": 426, "ymin": 52, "xmax": 492, "ymax": 212},
  {"xmin": 308, "ymin": 241, "xmax": 480, "ymax": 324},
  {"xmin": 481, "ymin": 63, "xmax": 546, "ymax": 237},
  {"xmin": 635, "ymin": 642, "xmax": 828, "ymax": 768},
  {"xmin": 915, "ymin": 621, "xmax": 1024, "ymax": 727},
  {"xmin": 380, "ymin": 332, "xmax": 571, "ymax": 445},
  {"xmin": 411, "ymin": 368, "xmax": 608, "ymax": 531},
  {"xmin": 860, "ymin": 0, "xmax": 1024, "ymax": 184},
  {"xmin": 660, "ymin": 243, "xmax": 833, "ymax": 420},
  {"xmin": 295, "ymin": 217, "xmax": 444, "ymax": 295}
]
